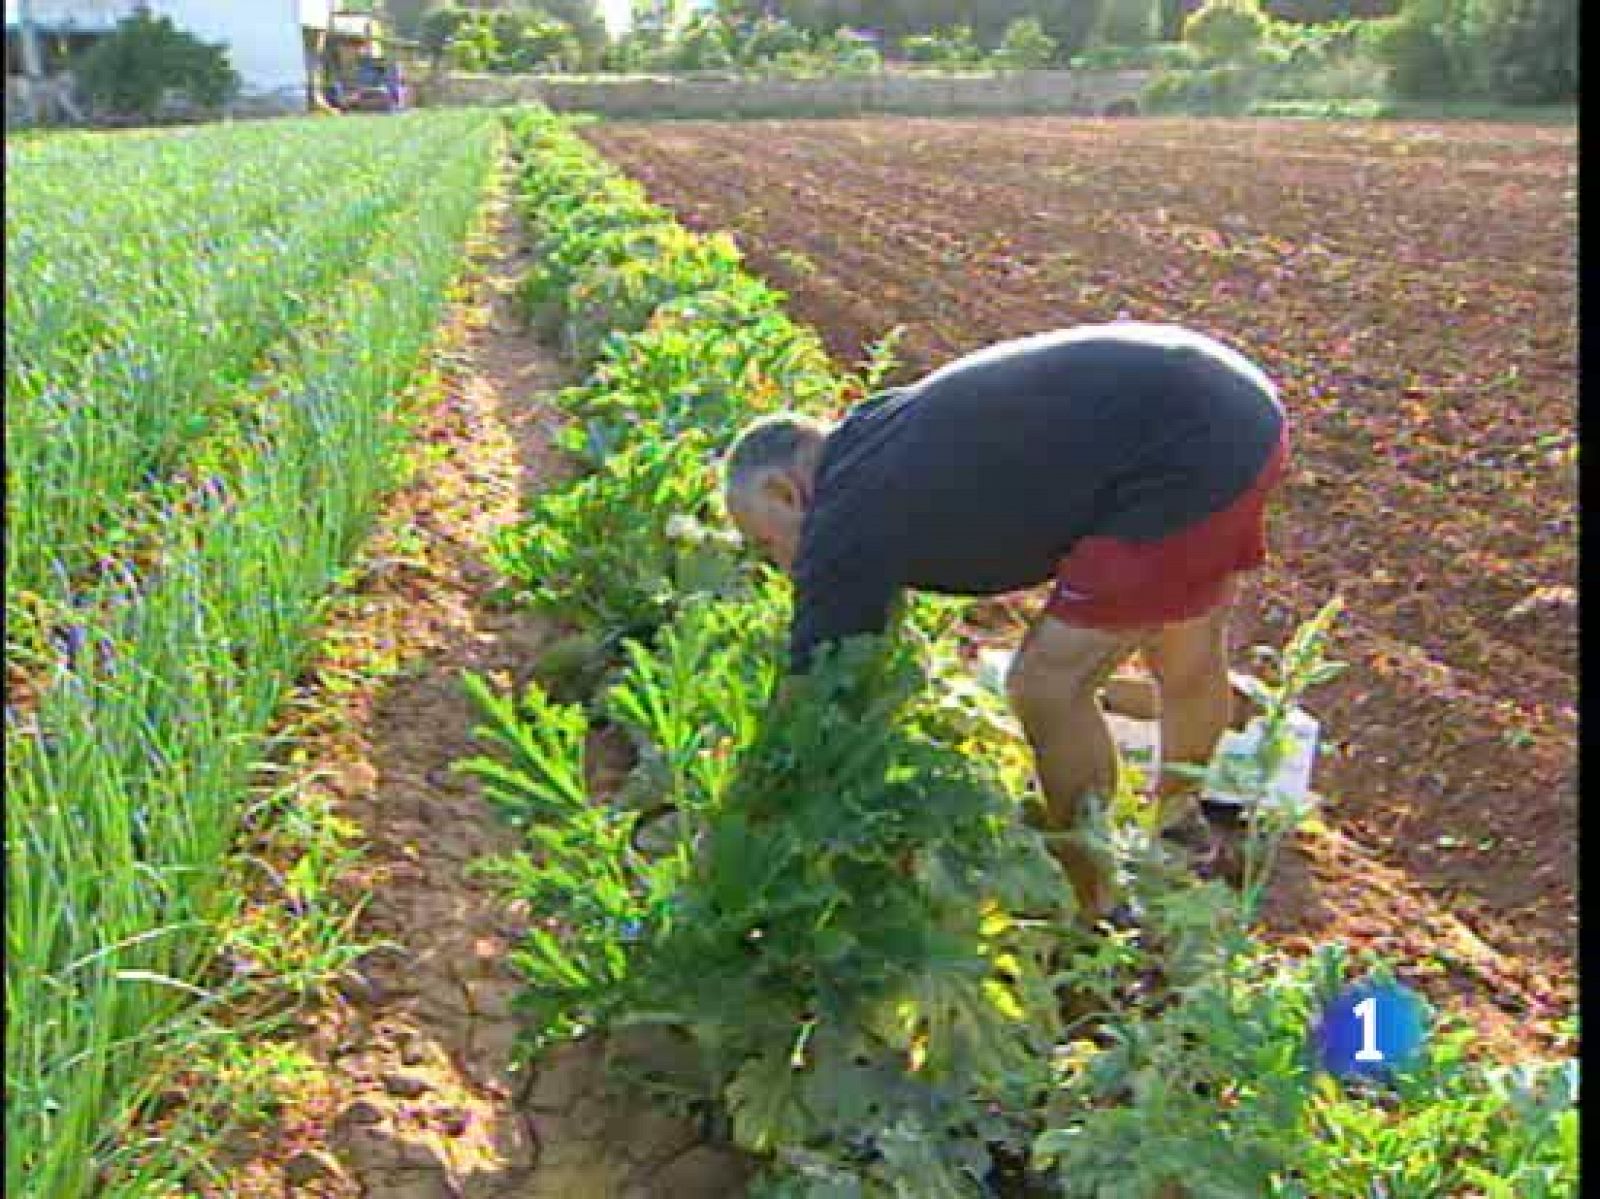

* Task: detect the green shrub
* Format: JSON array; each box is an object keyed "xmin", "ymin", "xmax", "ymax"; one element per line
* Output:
[
  {"xmin": 1142, "ymin": 67, "xmax": 1195, "ymax": 108},
  {"xmin": 1260, "ymin": 49, "xmax": 1390, "ymax": 97},
  {"xmin": 901, "ymin": 25, "xmax": 984, "ymax": 69},
  {"xmin": 819, "ymin": 33, "xmax": 885, "ymax": 77},
  {"xmin": 1071, "ymin": 40, "xmax": 1198, "ymax": 69},
  {"xmin": 539, "ymin": 0, "xmax": 610, "ymax": 72},
  {"xmin": 1372, "ymin": 4, "xmax": 1461, "ymax": 98},
  {"xmin": 600, "ymin": 28, "xmax": 660, "ymax": 73},
  {"xmin": 993, "ymin": 17, "xmax": 1059, "ymax": 69},
  {"xmin": 490, "ymin": 10, "xmax": 581, "ymax": 73},
  {"xmin": 1184, "ymin": 0, "xmax": 1273, "ymax": 62},
  {"xmin": 740, "ymin": 15, "xmax": 810, "ymax": 65},
  {"xmin": 1372, "ymin": 0, "xmax": 1577, "ymax": 104},
  {"xmin": 444, "ymin": 15, "xmax": 500, "ymax": 72},
  {"xmin": 420, "ymin": 5, "xmax": 469, "ymax": 67},
  {"xmin": 1142, "ymin": 61, "xmax": 1261, "ymax": 110},
  {"xmin": 1142, "ymin": 13, "xmax": 1390, "ymax": 105},
  {"xmin": 1482, "ymin": 0, "xmax": 1577, "ymax": 103},
  {"xmin": 74, "ymin": 9, "xmax": 239, "ymax": 121},
  {"xmin": 1255, "ymin": 17, "xmax": 1390, "ymax": 98},
  {"xmin": 666, "ymin": 13, "xmax": 737, "ymax": 72},
  {"xmin": 427, "ymin": 5, "xmax": 584, "ymax": 74}
]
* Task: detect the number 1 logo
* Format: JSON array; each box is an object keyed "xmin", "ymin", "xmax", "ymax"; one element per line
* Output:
[
  {"xmin": 1312, "ymin": 976, "xmax": 1427, "ymax": 1079},
  {"xmin": 1352, "ymin": 995, "xmax": 1385, "ymax": 1062}
]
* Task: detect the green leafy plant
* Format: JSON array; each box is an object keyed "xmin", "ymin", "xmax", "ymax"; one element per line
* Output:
[
  {"xmin": 489, "ymin": 430, "xmax": 751, "ymax": 657},
  {"xmin": 463, "ymin": 599, "xmax": 1074, "ymax": 1196},
  {"xmin": 562, "ymin": 227, "xmax": 750, "ymax": 363},
  {"xmin": 1038, "ymin": 938, "xmax": 1578, "ymax": 1197},
  {"xmin": 1034, "ymin": 597, "xmax": 1576, "ymax": 1196},
  {"xmin": 554, "ymin": 285, "xmax": 845, "ymax": 463}
]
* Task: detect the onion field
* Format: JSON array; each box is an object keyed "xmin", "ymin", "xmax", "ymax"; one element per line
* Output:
[{"xmin": 5, "ymin": 110, "xmax": 494, "ymax": 1195}]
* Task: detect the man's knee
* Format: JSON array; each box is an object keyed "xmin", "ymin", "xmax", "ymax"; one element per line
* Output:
[{"xmin": 1005, "ymin": 618, "xmax": 1122, "ymax": 723}]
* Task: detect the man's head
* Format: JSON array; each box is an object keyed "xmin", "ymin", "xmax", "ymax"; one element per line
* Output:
[{"xmin": 722, "ymin": 412, "xmax": 831, "ymax": 570}]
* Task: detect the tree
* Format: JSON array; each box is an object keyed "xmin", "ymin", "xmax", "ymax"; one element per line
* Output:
[
  {"xmin": 420, "ymin": 5, "xmax": 470, "ymax": 65},
  {"xmin": 1094, "ymin": 0, "xmax": 1160, "ymax": 45},
  {"xmin": 493, "ymin": 9, "xmax": 583, "ymax": 71},
  {"xmin": 1183, "ymin": 0, "xmax": 1270, "ymax": 61},
  {"xmin": 1267, "ymin": 0, "xmax": 1399, "ymax": 17},
  {"xmin": 1027, "ymin": 1, "xmax": 1110, "ymax": 61},
  {"xmin": 1157, "ymin": 0, "xmax": 1190, "ymax": 36},
  {"xmin": 741, "ymin": 14, "xmax": 812, "ymax": 64},
  {"xmin": 1371, "ymin": 0, "xmax": 1499, "ymax": 99},
  {"xmin": 667, "ymin": 11, "xmax": 738, "ymax": 69},
  {"xmin": 1482, "ymin": 0, "xmax": 1575, "ymax": 103},
  {"xmin": 537, "ymin": 0, "xmax": 609, "ymax": 70},
  {"xmin": 995, "ymin": 16, "xmax": 1057, "ymax": 67},
  {"xmin": 446, "ymin": 14, "xmax": 500, "ymax": 70},
  {"xmin": 384, "ymin": 0, "xmax": 445, "ymax": 38},
  {"xmin": 75, "ymin": 8, "xmax": 239, "ymax": 120}
]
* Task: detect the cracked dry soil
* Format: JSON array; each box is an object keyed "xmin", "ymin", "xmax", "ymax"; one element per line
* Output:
[{"xmin": 211, "ymin": 171, "xmax": 751, "ymax": 1199}]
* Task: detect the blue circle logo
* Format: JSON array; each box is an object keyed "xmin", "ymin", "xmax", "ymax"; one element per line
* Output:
[{"xmin": 1312, "ymin": 979, "xmax": 1429, "ymax": 1080}]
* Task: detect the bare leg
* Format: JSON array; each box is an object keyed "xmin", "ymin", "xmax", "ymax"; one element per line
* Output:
[
  {"xmin": 1101, "ymin": 673, "xmax": 1160, "ymax": 721},
  {"xmin": 1006, "ymin": 615, "xmax": 1141, "ymax": 919},
  {"xmin": 1143, "ymin": 578, "xmax": 1239, "ymax": 828}
]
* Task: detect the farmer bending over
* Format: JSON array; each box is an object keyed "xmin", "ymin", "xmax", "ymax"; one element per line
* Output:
[{"xmin": 722, "ymin": 323, "xmax": 1290, "ymax": 921}]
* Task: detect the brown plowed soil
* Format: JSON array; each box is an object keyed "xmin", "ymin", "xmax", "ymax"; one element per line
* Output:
[{"xmin": 581, "ymin": 116, "xmax": 1577, "ymax": 1055}]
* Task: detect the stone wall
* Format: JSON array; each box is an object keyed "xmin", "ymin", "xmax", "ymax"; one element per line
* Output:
[{"xmin": 426, "ymin": 69, "xmax": 1152, "ymax": 119}]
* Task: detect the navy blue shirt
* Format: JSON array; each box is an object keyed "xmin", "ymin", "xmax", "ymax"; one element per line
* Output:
[{"xmin": 788, "ymin": 323, "xmax": 1286, "ymax": 672}]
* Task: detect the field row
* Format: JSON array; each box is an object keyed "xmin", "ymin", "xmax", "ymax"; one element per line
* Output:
[
  {"xmin": 4, "ymin": 112, "xmax": 495, "ymax": 1195},
  {"xmin": 582, "ymin": 116, "xmax": 1578, "ymax": 1003}
]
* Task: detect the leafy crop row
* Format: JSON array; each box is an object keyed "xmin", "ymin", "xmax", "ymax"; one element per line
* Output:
[
  {"xmin": 4, "ymin": 112, "xmax": 496, "ymax": 1197},
  {"xmin": 465, "ymin": 108, "xmax": 1576, "ymax": 1198}
]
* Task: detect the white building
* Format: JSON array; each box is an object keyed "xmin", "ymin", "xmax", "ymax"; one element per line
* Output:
[{"xmin": 4, "ymin": 0, "xmax": 384, "ymax": 113}]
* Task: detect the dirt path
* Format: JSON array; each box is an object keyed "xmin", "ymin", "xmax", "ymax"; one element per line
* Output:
[{"xmin": 206, "ymin": 162, "xmax": 748, "ymax": 1199}]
